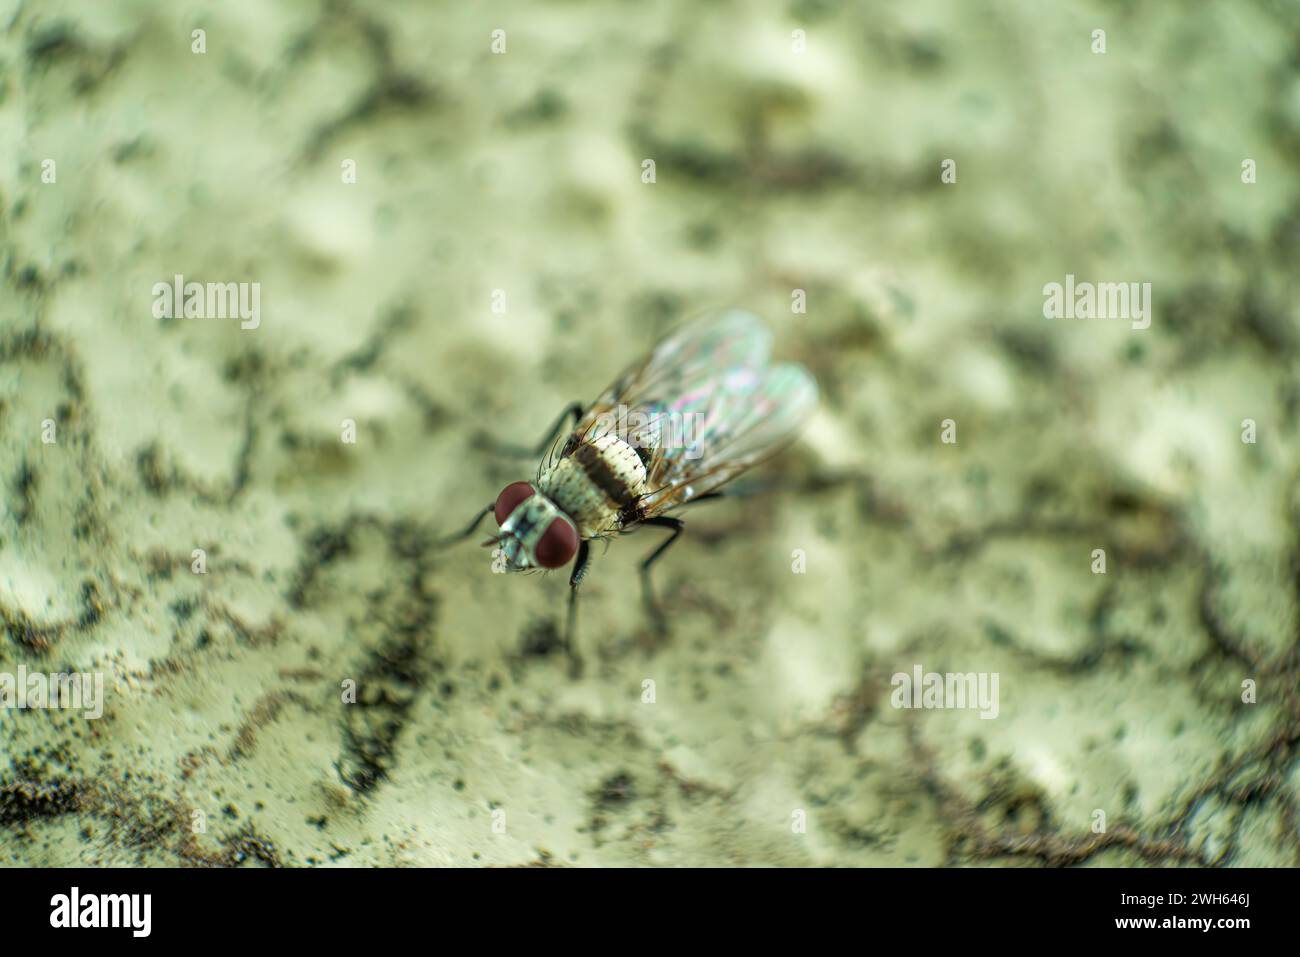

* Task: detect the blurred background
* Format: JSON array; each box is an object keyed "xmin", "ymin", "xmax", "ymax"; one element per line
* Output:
[{"xmin": 1, "ymin": 0, "xmax": 1298, "ymax": 865}]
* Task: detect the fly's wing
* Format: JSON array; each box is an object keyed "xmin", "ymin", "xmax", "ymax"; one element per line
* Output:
[
  {"xmin": 572, "ymin": 310, "xmax": 773, "ymax": 439},
  {"xmin": 538, "ymin": 311, "xmax": 771, "ymax": 475},
  {"xmin": 566, "ymin": 310, "xmax": 817, "ymax": 528},
  {"xmin": 636, "ymin": 360, "xmax": 818, "ymax": 514}
]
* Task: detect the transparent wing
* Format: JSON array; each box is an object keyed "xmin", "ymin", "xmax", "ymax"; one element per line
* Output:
[
  {"xmin": 572, "ymin": 310, "xmax": 772, "ymax": 439},
  {"xmin": 637, "ymin": 360, "xmax": 818, "ymax": 514},
  {"xmin": 563, "ymin": 310, "xmax": 818, "ymax": 526}
]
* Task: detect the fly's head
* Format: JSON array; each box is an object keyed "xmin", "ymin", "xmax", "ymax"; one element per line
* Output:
[{"xmin": 486, "ymin": 482, "xmax": 579, "ymax": 572}]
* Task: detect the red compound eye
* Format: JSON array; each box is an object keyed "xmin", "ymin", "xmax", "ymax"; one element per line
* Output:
[
  {"xmin": 494, "ymin": 482, "xmax": 535, "ymax": 525},
  {"xmin": 533, "ymin": 517, "xmax": 579, "ymax": 569}
]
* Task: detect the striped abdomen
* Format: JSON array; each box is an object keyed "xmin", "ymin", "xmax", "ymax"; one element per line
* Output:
[{"xmin": 538, "ymin": 433, "xmax": 648, "ymax": 539}]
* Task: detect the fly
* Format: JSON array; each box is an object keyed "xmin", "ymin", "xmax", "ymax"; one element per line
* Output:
[{"xmin": 439, "ymin": 310, "xmax": 819, "ymax": 672}]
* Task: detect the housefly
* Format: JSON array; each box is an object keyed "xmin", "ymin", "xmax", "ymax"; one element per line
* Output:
[{"xmin": 440, "ymin": 310, "xmax": 818, "ymax": 669}]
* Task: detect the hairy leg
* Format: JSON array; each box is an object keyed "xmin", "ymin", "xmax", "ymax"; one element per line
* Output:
[
  {"xmin": 564, "ymin": 540, "xmax": 592, "ymax": 677},
  {"xmin": 638, "ymin": 516, "xmax": 686, "ymax": 633}
]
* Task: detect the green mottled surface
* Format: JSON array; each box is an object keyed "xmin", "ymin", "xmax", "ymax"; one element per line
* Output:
[{"xmin": 1, "ymin": 0, "xmax": 1298, "ymax": 866}]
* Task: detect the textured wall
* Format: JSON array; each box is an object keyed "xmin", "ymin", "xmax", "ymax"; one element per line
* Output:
[{"xmin": 1, "ymin": 0, "xmax": 1298, "ymax": 866}]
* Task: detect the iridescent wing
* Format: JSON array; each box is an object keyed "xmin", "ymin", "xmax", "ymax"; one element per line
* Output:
[
  {"xmin": 571, "ymin": 310, "xmax": 770, "ymax": 435},
  {"xmin": 565, "ymin": 310, "xmax": 818, "ymax": 528},
  {"xmin": 637, "ymin": 359, "xmax": 817, "ymax": 514}
]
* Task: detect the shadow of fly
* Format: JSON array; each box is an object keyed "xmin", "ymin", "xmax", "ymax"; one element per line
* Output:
[{"xmin": 438, "ymin": 310, "xmax": 818, "ymax": 674}]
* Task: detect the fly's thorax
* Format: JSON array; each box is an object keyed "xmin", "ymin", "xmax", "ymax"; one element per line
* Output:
[
  {"xmin": 539, "ymin": 433, "xmax": 649, "ymax": 538},
  {"xmin": 497, "ymin": 490, "xmax": 577, "ymax": 570}
]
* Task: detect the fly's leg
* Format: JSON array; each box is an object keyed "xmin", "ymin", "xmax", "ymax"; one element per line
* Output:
[
  {"xmin": 638, "ymin": 516, "xmax": 685, "ymax": 636},
  {"xmin": 631, "ymin": 490, "xmax": 742, "ymax": 633},
  {"xmin": 564, "ymin": 540, "xmax": 592, "ymax": 678},
  {"xmin": 474, "ymin": 402, "xmax": 584, "ymax": 459},
  {"xmin": 435, "ymin": 503, "xmax": 495, "ymax": 548}
]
